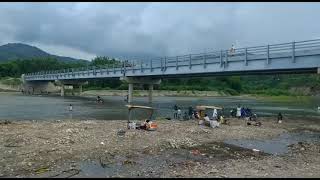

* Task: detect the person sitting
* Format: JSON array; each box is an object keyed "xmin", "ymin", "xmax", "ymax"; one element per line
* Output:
[
  {"xmin": 198, "ymin": 113, "xmax": 205, "ymax": 126},
  {"xmin": 204, "ymin": 113, "xmax": 210, "ymax": 122},
  {"xmin": 208, "ymin": 114, "xmax": 220, "ymax": 128},
  {"xmin": 219, "ymin": 115, "xmax": 227, "ymax": 124},
  {"xmin": 146, "ymin": 120, "xmax": 157, "ymax": 131},
  {"xmin": 247, "ymin": 121, "xmax": 262, "ymax": 126},
  {"xmin": 140, "ymin": 119, "xmax": 150, "ymax": 130},
  {"xmin": 194, "ymin": 112, "xmax": 200, "ymax": 120},
  {"xmin": 96, "ymin": 96, "xmax": 103, "ymax": 103}
]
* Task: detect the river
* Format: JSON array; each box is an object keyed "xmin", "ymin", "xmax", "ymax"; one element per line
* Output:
[{"xmin": 0, "ymin": 92, "xmax": 319, "ymax": 121}]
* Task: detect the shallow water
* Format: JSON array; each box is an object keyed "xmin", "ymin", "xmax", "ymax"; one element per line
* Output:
[
  {"xmin": 0, "ymin": 92, "xmax": 319, "ymax": 121},
  {"xmin": 224, "ymin": 131, "xmax": 320, "ymax": 155}
]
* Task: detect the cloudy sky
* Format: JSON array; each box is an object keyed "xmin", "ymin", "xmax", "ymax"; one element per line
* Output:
[{"xmin": 0, "ymin": 2, "xmax": 319, "ymax": 61}]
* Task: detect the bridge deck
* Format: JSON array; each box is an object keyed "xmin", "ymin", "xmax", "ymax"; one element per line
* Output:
[{"xmin": 24, "ymin": 39, "xmax": 320, "ymax": 81}]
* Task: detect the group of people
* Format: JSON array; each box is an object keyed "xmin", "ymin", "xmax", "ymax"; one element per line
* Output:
[
  {"xmin": 231, "ymin": 105, "xmax": 255, "ymax": 119},
  {"xmin": 172, "ymin": 104, "xmax": 225, "ymax": 128},
  {"xmin": 127, "ymin": 119, "xmax": 157, "ymax": 131}
]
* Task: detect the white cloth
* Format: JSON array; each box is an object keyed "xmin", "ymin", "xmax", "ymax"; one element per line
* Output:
[
  {"xmin": 198, "ymin": 119, "xmax": 204, "ymax": 125},
  {"xmin": 204, "ymin": 116, "xmax": 210, "ymax": 122},
  {"xmin": 128, "ymin": 122, "xmax": 136, "ymax": 129},
  {"xmin": 209, "ymin": 120, "xmax": 220, "ymax": 128},
  {"xmin": 236, "ymin": 107, "xmax": 241, "ymax": 117}
]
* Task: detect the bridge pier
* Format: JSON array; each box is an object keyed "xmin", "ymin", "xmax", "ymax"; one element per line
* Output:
[
  {"xmin": 60, "ymin": 85, "xmax": 65, "ymax": 96},
  {"xmin": 55, "ymin": 80, "xmax": 88, "ymax": 96},
  {"xmin": 148, "ymin": 84, "xmax": 153, "ymax": 103},
  {"xmin": 128, "ymin": 83, "xmax": 133, "ymax": 103},
  {"xmin": 120, "ymin": 77, "xmax": 161, "ymax": 104},
  {"xmin": 79, "ymin": 85, "xmax": 83, "ymax": 95}
]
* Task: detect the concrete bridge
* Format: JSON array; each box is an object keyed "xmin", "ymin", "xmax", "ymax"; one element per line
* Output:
[{"xmin": 22, "ymin": 39, "xmax": 320, "ymax": 103}]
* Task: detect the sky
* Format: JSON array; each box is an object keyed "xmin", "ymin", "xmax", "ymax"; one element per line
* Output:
[{"xmin": 0, "ymin": 2, "xmax": 319, "ymax": 61}]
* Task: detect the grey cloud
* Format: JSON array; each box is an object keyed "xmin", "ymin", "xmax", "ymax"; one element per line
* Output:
[{"xmin": 0, "ymin": 2, "xmax": 319, "ymax": 61}]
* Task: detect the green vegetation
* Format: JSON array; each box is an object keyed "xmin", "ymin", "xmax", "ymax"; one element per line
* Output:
[
  {"xmin": 0, "ymin": 56, "xmax": 319, "ymax": 96},
  {"xmin": 0, "ymin": 77, "xmax": 22, "ymax": 86}
]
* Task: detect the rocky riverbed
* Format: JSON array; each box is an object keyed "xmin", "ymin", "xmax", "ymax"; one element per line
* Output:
[{"xmin": 0, "ymin": 117, "xmax": 319, "ymax": 178}]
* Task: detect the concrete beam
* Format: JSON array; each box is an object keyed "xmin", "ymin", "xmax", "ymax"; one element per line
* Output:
[
  {"xmin": 55, "ymin": 80, "xmax": 88, "ymax": 86},
  {"xmin": 61, "ymin": 85, "xmax": 65, "ymax": 96},
  {"xmin": 318, "ymin": 67, "xmax": 320, "ymax": 74},
  {"xmin": 120, "ymin": 76, "xmax": 161, "ymax": 85}
]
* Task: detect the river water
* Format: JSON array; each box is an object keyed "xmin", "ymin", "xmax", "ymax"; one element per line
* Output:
[{"xmin": 0, "ymin": 92, "xmax": 319, "ymax": 121}]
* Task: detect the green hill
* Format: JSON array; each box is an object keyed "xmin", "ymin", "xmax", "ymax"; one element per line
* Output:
[{"xmin": 0, "ymin": 43, "xmax": 88, "ymax": 63}]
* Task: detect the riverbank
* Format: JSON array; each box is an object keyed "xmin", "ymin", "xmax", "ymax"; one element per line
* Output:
[{"xmin": 0, "ymin": 117, "xmax": 319, "ymax": 178}]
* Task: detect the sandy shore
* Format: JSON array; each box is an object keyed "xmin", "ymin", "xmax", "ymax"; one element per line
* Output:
[{"xmin": 0, "ymin": 117, "xmax": 319, "ymax": 178}]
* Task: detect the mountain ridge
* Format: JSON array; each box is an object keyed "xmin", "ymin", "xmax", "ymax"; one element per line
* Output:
[{"xmin": 0, "ymin": 43, "xmax": 88, "ymax": 63}]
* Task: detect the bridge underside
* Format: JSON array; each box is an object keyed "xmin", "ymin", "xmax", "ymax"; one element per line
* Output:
[{"xmin": 129, "ymin": 67, "xmax": 319, "ymax": 79}]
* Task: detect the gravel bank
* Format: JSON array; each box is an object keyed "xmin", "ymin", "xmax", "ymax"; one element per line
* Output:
[{"xmin": 0, "ymin": 117, "xmax": 319, "ymax": 177}]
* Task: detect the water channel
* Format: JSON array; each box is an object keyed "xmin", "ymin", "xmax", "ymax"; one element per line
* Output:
[{"xmin": 0, "ymin": 92, "xmax": 319, "ymax": 121}]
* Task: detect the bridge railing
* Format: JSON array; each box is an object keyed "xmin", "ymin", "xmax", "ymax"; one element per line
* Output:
[{"xmin": 24, "ymin": 38, "xmax": 320, "ymax": 79}]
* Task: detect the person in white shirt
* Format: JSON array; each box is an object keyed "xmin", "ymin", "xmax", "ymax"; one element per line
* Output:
[
  {"xmin": 69, "ymin": 104, "xmax": 73, "ymax": 111},
  {"xmin": 212, "ymin": 108, "xmax": 218, "ymax": 120},
  {"xmin": 204, "ymin": 114, "xmax": 210, "ymax": 122},
  {"xmin": 177, "ymin": 108, "xmax": 182, "ymax": 120}
]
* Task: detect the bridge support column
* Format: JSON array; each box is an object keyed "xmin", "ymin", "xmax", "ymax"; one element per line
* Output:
[
  {"xmin": 128, "ymin": 83, "xmax": 133, "ymax": 104},
  {"xmin": 60, "ymin": 85, "xmax": 65, "ymax": 97},
  {"xmin": 79, "ymin": 85, "xmax": 83, "ymax": 95},
  {"xmin": 120, "ymin": 77, "xmax": 161, "ymax": 104},
  {"xmin": 318, "ymin": 67, "xmax": 320, "ymax": 74},
  {"xmin": 56, "ymin": 80, "xmax": 88, "ymax": 96},
  {"xmin": 148, "ymin": 84, "xmax": 153, "ymax": 104}
]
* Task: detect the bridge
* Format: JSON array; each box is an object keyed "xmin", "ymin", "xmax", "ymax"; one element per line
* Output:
[{"xmin": 22, "ymin": 39, "xmax": 320, "ymax": 103}]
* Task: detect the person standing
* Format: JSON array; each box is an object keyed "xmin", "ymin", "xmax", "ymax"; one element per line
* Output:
[
  {"xmin": 188, "ymin": 106, "xmax": 193, "ymax": 119},
  {"xmin": 69, "ymin": 104, "xmax": 73, "ymax": 111},
  {"xmin": 212, "ymin": 108, "xmax": 218, "ymax": 120},
  {"xmin": 177, "ymin": 108, "xmax": 182, "ymax": 120},
  {"xmin": 173, "ymin": 104, "xmax": 178, "ymax": 119},
  {"xmin": 277, "ymin": 112, "xmax": 283, "ymax": 123},
  {"xmin": 236, "ymin": 105, "xmax": 241, "ymax": 119},
  {"xmin": 230, "ymin": 44, "xmax": 235, "ymax": 56}
]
